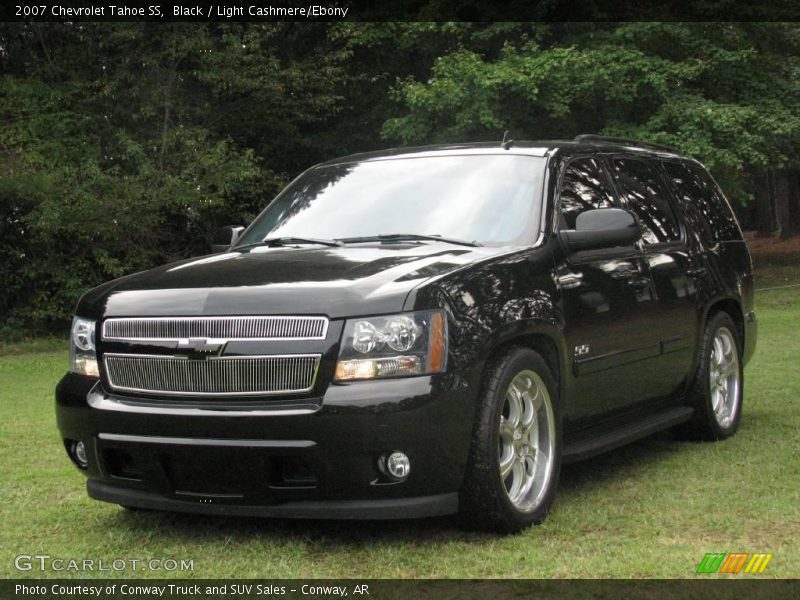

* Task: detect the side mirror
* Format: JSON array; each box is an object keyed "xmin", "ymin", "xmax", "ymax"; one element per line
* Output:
[
  {"xmin": 560, "ymin": 208, "xmax": 639, "ymax": 252},
  {"xmin": 212, "ymin": 225, "xmax": 245, "ymax": 253}
]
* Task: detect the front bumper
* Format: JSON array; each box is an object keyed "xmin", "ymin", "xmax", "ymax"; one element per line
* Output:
[
  {"xmin": 56, "ymin": 371, "xmax": 478, "ymax": 519},
  {"xmin": 87, "ymin": 481, "xmax": 457, "ymax": 519}
]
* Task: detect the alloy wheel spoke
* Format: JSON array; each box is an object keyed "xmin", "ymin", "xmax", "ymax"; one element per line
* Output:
[
  {"xmin": 499, "ymin": 448, "xmax": 515, "ymax": 479},
  {"xmin": 516, "ymin": 456, "xmax": 536, "ymax": 500},
  {"xmin": 721, "ymin": 334, "xmax": 735, "ymax": 363},
  {"xmin": 528, "ymin": 422, "xmax": 539, "ymax": 451},
  {"xmin": 507, "ymin": 459, "xmax": 526, "ymax": 500},
  {"xmin": 719, "ymin": 363, "xmax": 734, "ymax": 378},
  {"xmin": 506, "ymin": 386, "xmax": 523, "ymax": 428},
  {"xmin": 532, "ymin": 384, "xmax": 544, "ymax": 411},
  {"xmin": 520, "ymin": 389, "xmax": 536, "ymax": 430},
  {"xmin": 713, "ymin": 337, "xmax": 725, "ymax": 368},
  {"xmin": 499, "ymin": 416, "xmax": 515, "ymax": 440}
]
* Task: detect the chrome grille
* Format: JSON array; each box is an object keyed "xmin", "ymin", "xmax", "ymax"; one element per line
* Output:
[
  {"xmin": 104, "ymin": 353, "xmax": 321, "ymax": 397},
  {"xmin": 102, "ymin": 316, "xmax": 328, "ymax": 342}
]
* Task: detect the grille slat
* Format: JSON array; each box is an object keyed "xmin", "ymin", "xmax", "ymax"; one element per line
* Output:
[
  {"xmin": 104, "ymin": 354, "xmax": 320, "ymax": 397},
  {"xmin": 102, "ymin": 316, "xmax": 328, "ymax": 342}
]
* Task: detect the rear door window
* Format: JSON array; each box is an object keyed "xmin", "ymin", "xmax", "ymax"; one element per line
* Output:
[{"xmin": 609, "ymin": 157, "xmax": 681, "ymax": 245}]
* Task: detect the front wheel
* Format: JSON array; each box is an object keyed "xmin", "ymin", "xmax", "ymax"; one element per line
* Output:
[{"xmin": 459, "ymin": 347, "xmax": 561, "ymax": 533}]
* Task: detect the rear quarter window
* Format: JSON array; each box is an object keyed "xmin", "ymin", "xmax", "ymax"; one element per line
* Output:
[{"xmin": 662, "ymin": 162, "xmax": 741, "ymax": 244}]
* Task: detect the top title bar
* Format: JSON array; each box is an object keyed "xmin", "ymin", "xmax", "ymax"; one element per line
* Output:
[
  {"xmin": 6, "ymin": 3, "xmax": 352, "ymax": 21},
  {"xmin": 2, "ymin": 0, "xmax": 800, "ymax": 22}
]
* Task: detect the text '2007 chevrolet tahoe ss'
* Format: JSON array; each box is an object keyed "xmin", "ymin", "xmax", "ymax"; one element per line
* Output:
[{"xmin": 56, "ymin": 135, "xmax": 756, "ymax": 532}]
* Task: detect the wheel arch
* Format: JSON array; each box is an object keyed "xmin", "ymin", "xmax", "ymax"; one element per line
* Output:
[
  {"xmin": 690, "ymin": 296, "xmax": 746, "ymax": 380},
  {"xmin": 703, "ymin": 297, "xmax": 745, "ymax": 348},
  {"xmin": 476, "ymin": 324, "xmax": 568, "ymax": 404}
]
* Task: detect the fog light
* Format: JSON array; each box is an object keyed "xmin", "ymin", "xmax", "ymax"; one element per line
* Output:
[
  {"xmin": 72, "ymin": 441, "xmax": 89, "ymax": 469},
  {"xmin": 385, "ymin": 451, "xmax": 410, "ymax": 480}
]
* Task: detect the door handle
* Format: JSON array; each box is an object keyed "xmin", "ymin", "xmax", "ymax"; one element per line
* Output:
[
  {"xmin": 626, "ymin": 275, "xmax": 651, "ymax": 289},
  {"xmin": 555, "ymin": 272, "xmax": 583, "ymax": 289},
  {"xmin": 686, "ymin": 266, "xmax": 707, "ymax": 277}
]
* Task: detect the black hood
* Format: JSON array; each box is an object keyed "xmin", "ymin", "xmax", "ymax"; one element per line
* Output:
[{"xmin": 77, "ymin": 243, "xmax": 508, "ymax": 319}]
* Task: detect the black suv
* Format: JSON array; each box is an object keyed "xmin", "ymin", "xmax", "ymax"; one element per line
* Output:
[{"xmin": 56, "ymin": 136, "xmax": 756, "ymax": 532}]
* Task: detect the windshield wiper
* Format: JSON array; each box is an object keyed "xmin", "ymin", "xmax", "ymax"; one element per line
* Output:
[
  {"xmin": 339, "ymin": 234, "xmax": 482, "ymax": 248},
  {"xmin": 236, "ymin": 236, "xmax": 344, "ymax": 250}
]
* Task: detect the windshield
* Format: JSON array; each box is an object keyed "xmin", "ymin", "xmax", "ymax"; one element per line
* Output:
[{"xmin": 236, "ymin": 154, "xmax": 546, "ymax": 247}]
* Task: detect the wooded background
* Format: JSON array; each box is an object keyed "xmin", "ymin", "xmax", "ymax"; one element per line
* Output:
[{"xmin": 1, "ymin": 22, "xmax": 799, "ymax": 338}]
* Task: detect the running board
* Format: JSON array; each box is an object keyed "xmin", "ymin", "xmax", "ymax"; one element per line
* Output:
[{"xmin": 562, "ymin": 406, "xmax": 694, "ymax": 464}]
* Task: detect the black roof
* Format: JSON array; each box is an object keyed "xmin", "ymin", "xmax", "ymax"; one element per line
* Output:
[{"xmin": 314, "ymin": 137, "xmax": 684, "ymax": 168}]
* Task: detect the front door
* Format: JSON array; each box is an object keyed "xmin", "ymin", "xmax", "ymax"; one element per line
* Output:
[{"xmin": 552, "ymin": 155, "xmax": 662, "ymax": 420}]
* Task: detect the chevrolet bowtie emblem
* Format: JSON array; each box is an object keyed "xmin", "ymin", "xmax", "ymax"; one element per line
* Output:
[{"xmin": 176, "ymin": 337, "xmax": 227, "ymax": 358}]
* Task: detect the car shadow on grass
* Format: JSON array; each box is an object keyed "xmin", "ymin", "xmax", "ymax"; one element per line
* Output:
[
  {"xmin": 112, "ymin": 503, "xmax": 471, "ymax": 545},
  {"xmin": 557, "ymin": 430, "xmax": 686, "ymax": 495}
]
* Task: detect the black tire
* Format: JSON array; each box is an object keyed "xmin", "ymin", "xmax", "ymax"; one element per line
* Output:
[
  {"xmin": 676, "ymin": 311, "xmax": 744, "ymax": 441},
  {"xmin": 459, "ymin": 347, "xmax": 562, "ymax": 533}
]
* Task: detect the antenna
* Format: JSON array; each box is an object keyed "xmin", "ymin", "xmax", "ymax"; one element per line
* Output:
[{"xmin": 501, "ymin": 130, "xmax": 514, "ymax": 150}]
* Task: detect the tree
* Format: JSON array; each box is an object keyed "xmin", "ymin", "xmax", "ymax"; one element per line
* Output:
[{"xmin": 0, "ymin": 23, "xmax": 347, "ymax": 336}]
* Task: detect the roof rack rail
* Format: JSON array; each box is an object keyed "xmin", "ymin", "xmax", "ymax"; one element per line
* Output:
[{"xmin": 574, "ymin": 134, "xmax": 679, "ymax": 154}]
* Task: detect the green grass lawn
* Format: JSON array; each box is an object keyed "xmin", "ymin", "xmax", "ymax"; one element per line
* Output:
[{"xmin": 1, "ymin": 278, "xmax": 798, "ymax": 580}]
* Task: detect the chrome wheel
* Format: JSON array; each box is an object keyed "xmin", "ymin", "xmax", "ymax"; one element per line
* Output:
[
  {"xmin": 498, "ymin": 369, "xmax": 556, "ymax": 513},
  {"xmin": 709, "ymin": 327, "xmax": 740, "ymax": 429}
]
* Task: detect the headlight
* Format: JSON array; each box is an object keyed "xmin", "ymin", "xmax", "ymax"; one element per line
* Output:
[
  {"xmin": 335, "ymin": 309, "xmax": 447, "ymax": 381},
  {"xmin": 69, "ymin": 317, "xmax": 99, "ymax": 378}
]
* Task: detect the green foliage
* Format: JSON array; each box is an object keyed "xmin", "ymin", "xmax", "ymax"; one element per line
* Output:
[{"xmin": 0, "ymin": 23, "xmax": 345, "ymax": 337}]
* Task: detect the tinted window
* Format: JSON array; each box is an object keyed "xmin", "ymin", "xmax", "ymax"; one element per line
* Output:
[
  {"xmin": 610, "ymin": 158, "xmax": 681, "ymax": 245},
  {"xmin": 236, "ymin": 155, "xmax": 546, "ymax": 247},
  {"xmin": 558, "ymin": 157, "xmax": 615, "ymax": 229},
  {"xmin": 663, "ymin": 161, "xmax": 740, "ymax": 243}
]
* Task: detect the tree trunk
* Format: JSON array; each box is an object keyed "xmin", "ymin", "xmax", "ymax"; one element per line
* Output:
[
  {"xmin": 754, "ymin": 171, "xmax": 776, "ymax": 236},
  {"xmin": 774, "ymin": 169, "xmax": 792, "ymax": 239},
  {"xmin": 786, "ymin": 169, "xmax": 800, "ymax": 239},
  {"xmin": 770, "ymin": 169, "xmax": 800, "ymax": 239},
  {"xmin": 754, "ymin": 169, "xmax": 800, "ymax": 238}
]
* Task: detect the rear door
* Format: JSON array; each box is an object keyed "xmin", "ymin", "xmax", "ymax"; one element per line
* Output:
[
  {"xmin": 607, "ymin": 155, "xmax": 697, "ymax": 397},
  {"xmin": 553, "ymin": 155, "xmax": 662, "ymax": 419}
]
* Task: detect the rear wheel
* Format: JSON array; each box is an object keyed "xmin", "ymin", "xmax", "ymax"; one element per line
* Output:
[
  {"xmin": 460, "ymin": 347, "xmax": 561, "ymax": 532},
  {"xmin": 678, "ymin": 312, "xmax": 743, "ymax": 440}
]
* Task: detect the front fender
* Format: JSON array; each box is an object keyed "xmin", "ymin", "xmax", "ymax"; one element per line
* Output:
[{"xmin": 407, "ymin": 244, "xmax": 567, "ymax": 386}]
